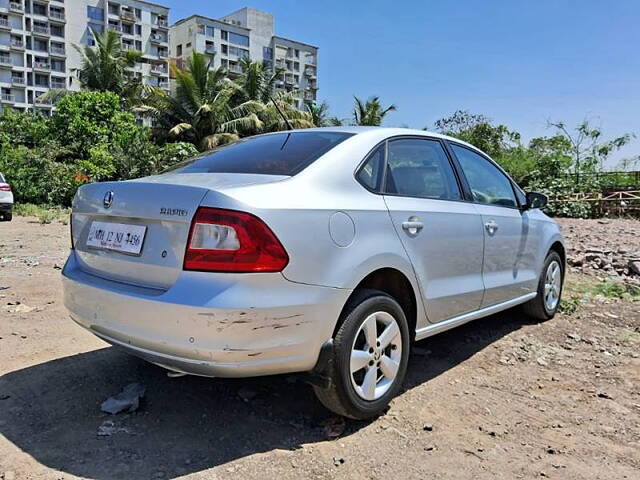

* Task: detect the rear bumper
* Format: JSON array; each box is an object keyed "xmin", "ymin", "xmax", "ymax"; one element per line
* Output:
[
  {"xmin": 62, "ymin": 251, "xmax": 351, "ymax": 377},
  {"xmin": 0, "ymin": 203, "xmax": 12, "ymax": 212}
]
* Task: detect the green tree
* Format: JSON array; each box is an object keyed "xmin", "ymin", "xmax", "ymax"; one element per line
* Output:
[
  {"xmin": 305, "ymin": 101, "xmax": 331, "ymax": 127},
  {"xmin": 548, "ymin": 119, "xmax": 634, "ymax": 183},
  {"xmin": 237, "ymin": 58, "xmax": 283, "ymax": 103},
  {"xmin": 433, "ymin": 110, "xmax": 520, "ymax": 158},
  {"xmin": 74, "ymin": 28, "xmax": 143, "ymax": 99},
  {"xmin": 53, "ymin": 90, "xmax": 140, "ymax": 159},
  {"xmin": 137, "ymin": 52, "xmax": 263, "ymax": 150},
  {"xmin": 352, "ymin": 96, "xmax": 397, "ymax": 126}
]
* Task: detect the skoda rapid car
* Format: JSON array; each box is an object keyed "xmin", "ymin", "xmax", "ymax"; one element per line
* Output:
[{"xmin": 62, "ymin": 128, "xmax": 565, "ymax": 419}]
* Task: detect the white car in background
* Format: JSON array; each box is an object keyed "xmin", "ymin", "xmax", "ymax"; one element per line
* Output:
[{"xmin": 0, "ymin": 173, "xmax": 13, "ymax": 222}]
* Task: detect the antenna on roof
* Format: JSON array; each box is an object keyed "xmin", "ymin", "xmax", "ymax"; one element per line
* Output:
[{"xmin": 268, "ymin": 95, "xmax": 293, "ymax": 131}]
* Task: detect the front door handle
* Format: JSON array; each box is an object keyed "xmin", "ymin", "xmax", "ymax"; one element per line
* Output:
[
  {"xmin": 402, "ymin": 219, "xmax": 424, "ymax": 235},
  {"xmin": 485, "ymin": 220, "xmax": 499, "ymax": 234}
]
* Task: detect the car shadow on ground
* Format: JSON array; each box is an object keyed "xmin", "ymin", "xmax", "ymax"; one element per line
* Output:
[{"xmin": 0, "ymin": 309, "xmax": 535, "ymax": 479}]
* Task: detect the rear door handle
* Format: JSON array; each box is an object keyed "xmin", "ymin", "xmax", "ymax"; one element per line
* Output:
[
  {"xmin": 402, "ymin": 220, "xmax": 424, "ymax": 234},
  {"xmin": 484, "ymin": 220, "xmax": 498, "ymax": 234}
]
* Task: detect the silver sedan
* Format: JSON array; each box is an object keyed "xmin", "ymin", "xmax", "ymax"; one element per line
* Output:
[{"xmin": 62, "ymin": 127, "xmax": 565, "ymax": 419}]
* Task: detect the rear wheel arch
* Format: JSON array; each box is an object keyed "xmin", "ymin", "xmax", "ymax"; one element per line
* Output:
[
  {"xmin": 549, "ymin": 241, "xmax": 566, "ymax": 270},
  {"xmin": 335, "ymin": 268, "xmax": 417, "ymax": 340}
]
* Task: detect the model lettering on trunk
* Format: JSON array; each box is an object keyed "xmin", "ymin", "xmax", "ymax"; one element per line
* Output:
[{"xmin": 160, "ymin": 208, "xmax": 188, "ymax": 217}]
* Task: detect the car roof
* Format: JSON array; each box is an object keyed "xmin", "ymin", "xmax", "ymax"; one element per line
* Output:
[{"xmin": 276, "ymin": 127, "xmax": 486, "ymax": 156}]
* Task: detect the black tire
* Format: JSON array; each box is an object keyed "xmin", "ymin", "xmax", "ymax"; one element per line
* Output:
[
  {"xmin": 313, "ymin": 289, "xmax": 410, "ymax": 420},
  {"xmin": 522, "ymin": 250, "xmax": 564, "ymax": 321},
  {"xmin": 4, "ymin": 212, "xmax": 12, "ymax": 222}
]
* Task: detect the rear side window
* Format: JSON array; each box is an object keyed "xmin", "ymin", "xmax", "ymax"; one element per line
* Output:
[
  {"xmin": 170, "ymin": 132, "xmax": 353, "ymax": 176},
  {"xmin": 450, "ymin": 144, "xmax": 517, "ymax": 208},
  {"xmin": 384, "ymin": 139, "xmax": 461, "ymax": 200},
  {"xmin": 357, "ymin": 144, "xmax": 385, "ymax": 191}
]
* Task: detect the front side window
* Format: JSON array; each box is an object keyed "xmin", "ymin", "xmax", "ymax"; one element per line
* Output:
[
  {"xmin": 451, "ymin": 144, "xmax": 517, "ymax": 207},
  {"xmin": 357, "ymin": 145, "xmax": 385, "ymax": 191},
  {"xmin": 384, "ymin": 139, "xmax": 461, "ymax": 200},
  {"xmin": 169, "ymin": 132, "xmax": 353, "ymax": 176}
]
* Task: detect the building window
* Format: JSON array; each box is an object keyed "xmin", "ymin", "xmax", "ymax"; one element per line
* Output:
[
  {"xmin": 87, "ymin": 6, "xmax": 104, "ymax": 21},
  {"xmin": 293, "ymin": 62, "xmax": 299, "ymax": 71},
  {"xmin": 135, "ymin": 8, "xmax": 141, "ymax": 19},
  {"xmin": 221, "ymin": 44, "xmax": 228, "ymax": 54},
  {"xmin": 135, "ymin": 40, "xmax": 142, "ymax": 50},
  {"xmin": 206, "ymin": 26, "xmax": 214, "ymax": 37},
  {"xmin": 197, "ymin": 24, "xmax": 205, "ymax": 34},
  {"xmin": 228, "ymin": 32, "xmax": 249, "ymax": 47},
  {"xmin": 176, "ymin": 44, "xmax": 182, "ymax": 56},
  {"xmin": 186, "ymin": 42, "xmax": 191, "ymax": 48},
  {"xmin": 263, "ymin": 47, "xmax": 273, "ymax": 60},
  {"xmin": 135, "ymin": 24, "xmax": 141, "ymax": 35},
  {"xmin": 108, "ymin": 3, "xmax": 119, "ymax": 15},
  {"xmin": 221, "ymin": 30, "xmax": 228, "ymax": 41}
]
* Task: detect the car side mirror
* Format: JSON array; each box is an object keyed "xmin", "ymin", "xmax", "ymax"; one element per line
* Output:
[{"xmin": 524, "ymin": 192, "xmax": 548, "ymax": 210}]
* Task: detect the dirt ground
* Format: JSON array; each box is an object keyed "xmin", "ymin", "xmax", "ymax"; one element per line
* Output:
[{"xmin": 1, "ymin": 216, "xmax": 639, "ymax": 480}]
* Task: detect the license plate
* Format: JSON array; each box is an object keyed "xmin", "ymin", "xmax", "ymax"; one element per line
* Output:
[{"xmin": 86, "ymin": 221, "xmax": 147, "ymax": 256}]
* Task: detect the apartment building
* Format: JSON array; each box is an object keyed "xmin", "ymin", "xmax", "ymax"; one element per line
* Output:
[
  {"xmin": 0, "ymin": 0, "xmax": 170, "ymax": 114},
  {"xmin": 170, "ymin": 7, "xmax": 318, "ymax": 108},
  {"xmin": 0, "ymin": 0, "xmax": 68, "ymax": 114}
]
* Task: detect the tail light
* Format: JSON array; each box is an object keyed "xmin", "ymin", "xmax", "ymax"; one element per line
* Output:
[
  {"xmin": 0, "ymin": 184, "xmax": 10, "ymax": 192},
  {"xmin": 183, "ymin": 207, "xmax": 289, "ymax": 273}
]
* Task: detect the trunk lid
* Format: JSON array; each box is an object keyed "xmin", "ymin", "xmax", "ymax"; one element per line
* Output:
[{"xmin": 71, "ymin": 173, "xmax": 287, "ymax": 289}]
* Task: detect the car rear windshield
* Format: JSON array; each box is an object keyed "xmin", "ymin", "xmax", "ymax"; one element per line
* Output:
[{"xmin": 170, "ymin": 131, "xmax": 354, "ymax": 176}]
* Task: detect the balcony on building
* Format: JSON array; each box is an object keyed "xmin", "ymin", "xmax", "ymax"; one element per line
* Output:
[
  {"xmin": 120, "ymin": 8, "xmax": 137, "ymax": 23},
  {"xmin": 157, "ymin": 49, "xmax": 168, "ymax": 59},
  {"xmin": 305, "ymin": 54, "xmax": 316, "ymax": 65},
  {"xmin": 49, "ymin": 45, "xmax": 65, "ymax": 57},
  {"xmin": 304, "ymin": 67, "xmax": 317, "ymax": 78},
  {"xmin": 155, "ymin": 16, "xmax": 169, "ymax": 29},
  {"xmin": 50, "ymin": 78, "xmax": 65, "ymax": 89},
  {"xmin": 0, "ymin": 18, "xmax": 11, "ymax": 30},
  {"xmin": 32, "ymin": 24, "xmax": 51, "ymax": 37},
  {"xmin": 1, "ymin": 93, "xmax": 16, "ymax": 104},
  {"xmin": 33, "ymin": 60, "xmax": 51, "ymax": 71},
  {"xmin": 49, "ymin": 8, "xmax": 66, "ymax": 23},
  {"xmin": 0, "ymin": 54, "xmax": 12, "ymax": 67},
  {"xmin": 10, "ymin": 38, "xmax": 24, "ymax": 50},
  {"xmin": 150, "ymin": 32, "xmax": 167, "ymax": 44},
  {"xmin": 121, "ymin": 43, "xmax": 135, "ymax": 51},
  {"xmin": 228, "ymin": 63, "xmax": 242, "ymax": 74},
  {"xmin": 205, "ymin": 45, "xmax": 216, "ymax": 55},
  {"xmin": 11, "ymin": 75, "xmax": 25, "ymax": 87},
  {"xmin": 150, "ymin": 63, "xmax": 167, "ymax": 75},
  {"xmin": 35, "ymin": 97, "xmax": 52, "ymax": 107},
  {"xmin": 9, "ymin": 2, "xmax": 24, "ymax": 13}
]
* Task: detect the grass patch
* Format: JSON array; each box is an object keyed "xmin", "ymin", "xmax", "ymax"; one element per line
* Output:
[
  {"xmin": 617, "ymin": 329, "xmax": 640, "ymax": 344},
  {"xmin": 560, "ymin": 276, "xmax": 640, "ymax": 315},
  {"xmin": 13, "ymin": 203, "xmax": 70, "ymax": 225}
]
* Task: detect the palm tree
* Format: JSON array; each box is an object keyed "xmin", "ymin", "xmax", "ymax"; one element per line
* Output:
[
  {"xmin": 259, "ymin": 92, "xmax": 315, "ymax": 132},
  {"xmin": 136, "ymin": 52, "xmax": 263, "ymax": 150},
  {"xmin": 237, "ymin": 58, "xmax": 283, "ymax": 103},
  {"xmin": 74, "ymin": 28, "xmax": 142, "ymax": 97},
  {"xmin": 352, "ymin": 96, "xmax": 397, "ymax": 126},
  {"xmin": 305, "ymin": 101, "xmax": 331, "ymax": 127}
]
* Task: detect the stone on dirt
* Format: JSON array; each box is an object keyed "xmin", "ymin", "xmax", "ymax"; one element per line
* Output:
[{"xmin": 100, "ymin": 383, "xmax": 146, "ymax": 415}]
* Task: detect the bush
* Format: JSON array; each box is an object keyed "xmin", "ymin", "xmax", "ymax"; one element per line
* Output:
[{"xmin": 0, "ymin": 91, "xmax": 198, "ymax": 206}]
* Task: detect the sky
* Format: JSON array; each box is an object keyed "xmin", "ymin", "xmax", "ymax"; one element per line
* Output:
[{"xmin": 162, "ymin": 0, "xmax": 640, "ymax": 168}]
